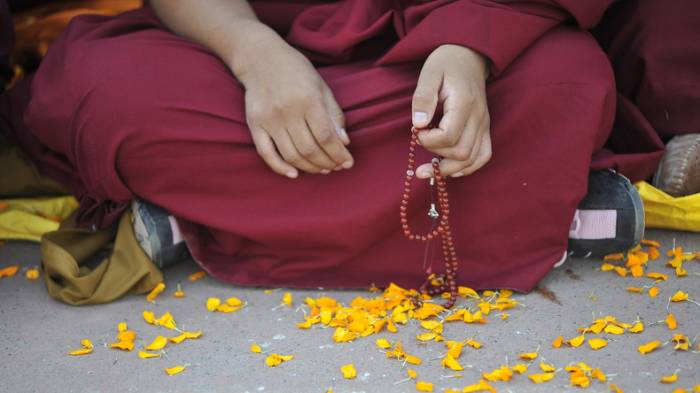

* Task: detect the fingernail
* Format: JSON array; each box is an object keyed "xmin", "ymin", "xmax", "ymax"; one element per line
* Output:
[
  {"xmin": 333, "ymin": 165, "xmax": 343, "ymax": 171},
  {"xmin": 416, "ymin": 164, "xmax": 431, "ymax": 178},
  {"xmin": 320, "ymin": 169, "xmax": 331, "ymax": 175},
  {"xmin": 337, "ymin": 127, "xmax": 349, "ymax": 144},
  {"xmin": 451, "ymin": 172, "xmax": 464, "ymax": 178},
  {"xmin": 342, "ymin": 160, "xmax": 353, "ymax": 169},
  {"xmin": 285, "ymin": 170, "xmax": 298, "ymax": 179},
  {"xmin": 413, "ymin": 111, "xmax": 428, "ymax": 125}
]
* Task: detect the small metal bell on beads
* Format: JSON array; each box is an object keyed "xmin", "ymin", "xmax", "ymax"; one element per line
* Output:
[{"xmin": 400, "ymin": 126, "xmax": 459, "ymax": 308}]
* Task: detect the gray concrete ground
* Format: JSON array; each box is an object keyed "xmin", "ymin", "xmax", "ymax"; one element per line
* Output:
[{"xmin": 0, "ymin": 229, "xmax": 698, "ymax": 393}]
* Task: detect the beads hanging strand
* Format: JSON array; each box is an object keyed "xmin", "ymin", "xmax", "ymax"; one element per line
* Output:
[{"xmin": 400, "ymin": 127, "xmax": 459, "ymax": 308}]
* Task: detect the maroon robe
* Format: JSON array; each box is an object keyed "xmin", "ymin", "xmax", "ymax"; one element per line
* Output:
[{"xmin": 2, "ymin": 0, "xmax": 648, "ymax": 291}]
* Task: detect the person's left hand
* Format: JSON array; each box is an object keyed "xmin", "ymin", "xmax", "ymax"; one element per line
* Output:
[{"xmin": 411, "ymin": 44, "xmax": 491, "ymax": 179}]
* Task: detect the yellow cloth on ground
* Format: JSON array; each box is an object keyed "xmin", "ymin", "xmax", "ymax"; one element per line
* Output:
[
  {"xmin": 0, "ymin": 196, "xmax": 79, "ymax": 241},
  {"xmin": 636, "ymin": 181, "xmax": 700, "ymax": 232}
]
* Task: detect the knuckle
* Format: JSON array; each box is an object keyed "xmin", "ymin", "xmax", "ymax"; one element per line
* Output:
[
  {"xmin": 452, "ymin": 148, "xmax": 471, "ymax": 162},
  {"xmin": 297, "ymin": 144, "xmax": 317, "ymax": 158},
  {"xmin": 315, "ymin": 129, "xmax": 334, "ymax": 144}
]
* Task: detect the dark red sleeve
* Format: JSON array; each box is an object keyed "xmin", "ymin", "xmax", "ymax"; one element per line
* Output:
[{"xmin": 378, "ymin": 0, "xmax": 614, "ymax": 75}]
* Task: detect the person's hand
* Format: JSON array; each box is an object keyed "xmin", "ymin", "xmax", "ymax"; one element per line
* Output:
[
  {"xmin": 411, "ymin": 44, "xmax": 491, "ymax": 179},
  {"xmin": 232, "ymin": 24, "xmax": 353, "ymax": 178}
]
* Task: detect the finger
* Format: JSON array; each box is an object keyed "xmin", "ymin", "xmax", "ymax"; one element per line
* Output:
[
  {"xmin": 269, "ymin": 126, "xmax": 324, "ymax": 174},
  {"xmin": 418, "ymin": 90, "xmax": 473, "ymax": 150},
  {"xmin": 250, "ymin": 126, "xmax": 299, "ymax": 179},
  {"xmin": 412, "ymin": 65, "xmax": 442, "ymax": 129},
  {"xmin": 306, "ymin": 102, "xmax": 354, "ymax": 169},
  {"xmin": 322, "ymin": 85, "xmax": 350, "ymax": 145},
  {"xmin": 454, "ymin": 130, "xmax": 492, "ymax": 177},
  {"xmin": 425, "ymin": 110, "xmax": 486, "ymax": 163},
  {"xmin": 287, "ymin": 119, "xmax": 337, "ymax": 172}
]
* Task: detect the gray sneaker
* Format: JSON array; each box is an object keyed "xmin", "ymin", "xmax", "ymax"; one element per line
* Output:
[
  {"xmin": 568, "ymin": 170, "xmax": 645, "ymax": 258},
  {"xmin": 131, "ymin": 200, "xmax": 189, "ymax": 268}
]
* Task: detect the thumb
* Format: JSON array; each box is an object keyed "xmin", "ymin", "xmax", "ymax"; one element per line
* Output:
[{"xmin": 412, "ymin": 66, "xmax": 442, "ymax": 129}]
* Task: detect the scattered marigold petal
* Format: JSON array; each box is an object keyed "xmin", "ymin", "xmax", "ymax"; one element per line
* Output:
[
  {"xmin": 407, "ymin": 369, "xmax": 418, "ymax": 379},
  {"xmin": 250, "ymin": 343, "xmax": 262, "ymax": 353},
  {"xmin": 462, "ymin": 380, "xmax": 496, "ymax": 393},
  {"xmin": 110, "ymin": 341, "xmax": 134, "ymax": 351},
  {"xmin": 173, "ymin": 290, "xmax": 186, "ymax": 298},
  {"xmin": 415, "ymin": 381, "xmax": 434, "ymax": 392},
  {"xmin": 512, "ymin": 363, "xmax": 529, "ymax": 374},
  {"xmin": 671, "ymin": 290, "xmax": 689, "ymax": 302},
  {"xmin": 441, "ymin": 355, "xmax": 463, "ymax": 371},
  {"xmin": 609, "ymin": 383, "xmax": 624, "ymax": 393},
  {"xmin": 117, "ymin": 322, "xmax": 127, "ymax": 333},
  {"xmin": 405, "ymin": 354, "xmax": 422, "ymax": 365},
  {"xmin": 641, "ymin": 239, "xmax": 661, "ymax": 247},
  {"xmin": 376, "ymin": 338, "xmax": 391, "ymax": 349},
  {"xmin": 282, "ymin": 292, "xmax": 293, "ymax": 307},
  {"xmin": 627, "ymin": 287, "xmax": 644, "ymax": 293},
  {"xmin": 170, "ymin": 331, "xmax": 202, "ymax": 344},
  {"xmin": 571, "ymin": 373, "xmax": 590, "ymax": 388},
  {"xmin": 340, "ymin": 364, "xmax": 357, "ymax": 379},
  {"xmin": 629, "ymin": 320, "xmax": 644, "ymax": 333},
  {"xmin": 0, "ymin": 265, "xmax": 19, "ymax": 278},
  {"xmin": 672, "ymin": 334, "xmax": 690, "ymax": 351},
  {"xmin": 604, "ymin": 324, "xmax": 625, "ymax": 335},
  {"xmin": 666, "ymin": 313, "xmax": 678, "ymax": 330},
  {"xmin": 165, "ymin": 365, "xmax": 186, "ymax": 376},
  {"xmin": 117, "ymin": 330, "xmax": 136, "ymax": 342},
  {"xmin": 188, "ymin": 271, "xmax": 206, "ymax": 281},
  {"xmin": 519, "ymin": 351, "xmax": 538, "ymax": 360},
  {"xmin": 630, "ymin": 265, "xmax": 644, "ymax": 277},
  {"xmin": 552, "ymin": 336, "xmax": 564, "ymax": 348},
  {"xmin": 604, "ymin": 253, "xmax": 625, "ymax": 261},
  {"xmin": 588, "ymin": 338, "xmax": 608, "ymax": 350},
  {"xmin": 660, "ymin": 372, "xmax": 678, "ymax": 383},
  {"xmin": 567, "ymin": 335, "xmax": 586, "ymax": 348},
  {"xmin": 206, "ymin": 297, "xmax": 221, "ymax": 311},
  {"xmin": 638, "ymin": 340, "xmax": 661, "ymax": 355},
  {"xmin": 25, "ymin": 268, "xmax": 40, "ymax": 281},
  {"xmin": 138, "ymin": 351, "xmax": 161, "ymax": 359},
  {"xmin": 529, "ymin": 373, "xmax": 555, "ymax": 384},
  {"xmin": 648, "ymin": 287, "xmax": 660, "ymax": 298},
  {"xmin": 226, "ymin": 297, "xmax": 243, "ymax": 307},
  {"xmin": 215, "ymin": 303, "xmax": 241, "ymax": 313},
  {"xmin": 143, "ymin": 310, "xmax": 156, "ymax": 324},
  {"xmin": 465, "ymin": 339, "xmax": 482, "ymax": 350},
  {"xmin": 458, "ymin": 286, "xmax": 480, "ymax": 298},
  {"xmin": 68, "ymin": 339, "xmax": 94, "ymax": 356},
  {"xmin": 539, "ymin": 362, "xmax": 556, "ymax": 373},
  {"xmin": 146, "ymin": 282, "xmax": 165, "ymax": 302},
  {"xmin": 648, "ymin": 247, "xmax": 661, "ymax": 260},
  {"xmin": 614, "ymin": 266, "xmax": 628, "ymax": 277},
  {"xmin": 646, "ymin": 272, "xmax": 667, "ymax": 281},
  {"xmin": 265, "ymin": 353, "xmax": 293, "ymax": 367},
  {"xmin": 591, "ymin": 368, "xmax": 607, "ymax": 382},
  {"xmin": 155, "ymin": 312, "xmax": 177, "ymax": 330}
]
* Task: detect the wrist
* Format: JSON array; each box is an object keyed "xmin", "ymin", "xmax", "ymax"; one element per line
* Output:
[{"xmin": 226, "ymin": 21, "xmax": 291, "ymax": 84}]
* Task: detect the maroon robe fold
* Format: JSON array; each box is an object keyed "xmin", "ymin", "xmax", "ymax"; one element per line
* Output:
[{"xmin": 3, "ymin": 0, "xmax": 641, "ymax": 291}]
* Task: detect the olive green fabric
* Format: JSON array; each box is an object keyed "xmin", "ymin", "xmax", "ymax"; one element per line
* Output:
[
  {"xmin": 0, "ymin": 134, "xmax": 67, "ymax": 198},
  {"xmin": 1, "ymin": 135, "xmax": 163, "ymax": 305},
  {"xmin": 42, "ymin": 210, "xmax": 163, "ymax": 305}
]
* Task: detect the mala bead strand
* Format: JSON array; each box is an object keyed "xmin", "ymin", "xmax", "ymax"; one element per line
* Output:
[{"xmin": 401, "ymin": 127, "xmax": 459, "ymax": 308}]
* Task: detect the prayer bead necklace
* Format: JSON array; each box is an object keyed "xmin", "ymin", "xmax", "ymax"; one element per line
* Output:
[{"xmin": 401, "ymin": 127, "xmax": 459, "ymax": 308}]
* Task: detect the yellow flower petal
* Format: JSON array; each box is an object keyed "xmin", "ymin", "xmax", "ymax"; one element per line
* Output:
[
  {"xmin": 405, "ymin": 354, "xmax": 422, "ymax": 365},
  {"xmin": 215, "ymin": 303, "xmax": 241, "ymax": 313},
  {"xmin": 441, "ymin": 355, "xmax": 463, "ymax": 371},
  {"xmin": 552, "ymin": 335, "xmax": 564, "ymax": 348},
  {"xmin": 206, "ymin": 297, "xmax": 221, "ymax": 311},
  {"xmin": 539, "ymin": 362, "xmax": 556, "ymax": 373},
  {"xmin": 609, "ymin": 383, "xmax": 624, "ymax": 393},
  {"xmin": 571, "ymin": 373, "xmax": 590, "ymax": 388},
  {"xmin": 110, "ymin": 341, "xmax": 134, "ymax": 351},
  {"xmin": 671, "ymin": 290, "xmax": 689, "ymax": 302},
  {"xmin": 519, "ymin": 351, "xmax": 538, "ymax": 360},
  {"xmin": 282, "ymin": 292, "xmax": 293, "ymax": 307},
  {"xmin": 0, "ymin": 265, "xmax": 19, "ymax": 278},
  {"xmin": 170, "ymin": 331, "xmax": 202, "ymax": 344},
  {"xmin": 143, "ymin": 310, "xmax": 156, "ymax": 324},
  {"xmin": 415, "ymin": 381, "xmax": 434, "ymax": 392},
  {"xmin": 376, "ymin": 338, "xmax": 391, "ymax": 349},
  {"xmin": 68, "ymin": 348, "xmax": 93, "ymax": 356},
  {"xmin": 567, "ymin": 335, "xmax": 586, "ymax": 348},
  {"xmin": 638, "ymin": 340, "xmax": 661, "ymax": 355},
  {"xmin": 465, "ymin": 339, "xmax": 482, "ymax": 350},
  {"xmin": 341, "ymin": 364, "xmax": 357, "ymax": 379},
  {"xmin": 660, "ymin": 372, "xmax": 678, "ymax": 383},
  {"xmin": 462, "ymin": 380, "xmax": 496, "ymax": 393},
  {"xmin": 138, "ymin": 351, "xmax": 161, "ymax": 359},
  {"xmin": 529, "ymin": 373, "xmax": 555, "ymax": 384},
  {"xmin": 145, "ymin": 335, "xmax": 168, "ymax": 351},
  {"xmin": 25, "ymin": 268, "xmax": 40, "ymax": 281},
  {"xmin": 407, "ymin": 369, "xmax": 418, "ymax": 379},
  {"xmin": 117, "ymin": 322, "xmax": 128, "ymax": 333},
  {"xmin": 604, "ymin": 324, "xmax": 625, "ymax": 335},
  {"xmin": 226, "ymin": 297, "xmax": 243, "ymax": 307},
  {"xmin": 265, "ymin": 353, "xmax": 293, "ymax": 367},
  {"xmin": 156, "ymin": 312, "xmax": 178, "ymax": 330},
  {"xmin": 666, "ymin": 313, "xmax": 678, "ymax": 330},
  {"xmin": 648, "ymin": 287, "xmax": 660, "ymax": 298},
  {"xmin": 188, "ymin": 271, "xmax": 206, "ymax": 281},
  {"xmin": 250, "ymin": 343, "xmax": 262, "ymax": 353},
  {"xmin": 458, "ymin": 286, "xmax": 480, "ymax": 298},
  {"xmin": 646, "ymin": 272, "xmax": 667, "ymax": 281},
  {"xmin": 627, "ymin": 287, "xmax": 643, "ymax": 293},
  {"xmin": 173, "ymin": 290, "xmax": 186, "ymax": 298},
  {"xmin": 591, "ymin": 368, "xmax": 607, "ymax": 382},
  {"xmin": 117, "ymin": 330, "xmax": 136, "ymax": 343},
  {"xmin": 512, "ymin": 363, "xmax": 529, "ymax": 374},
  {"xmin": 588, "ymin": 338, "xmax": 608, "ymax": 350},
  {"xmin": 629, "ymin": 320, "xmax": 644, "ymax": 333},
  {"xmin": 146, "ymin": 282, "xmax": 165, "ymax": 302},
  {"xmin": 165, "ymin": 365, "xmax": 186, "ymax": 376}
]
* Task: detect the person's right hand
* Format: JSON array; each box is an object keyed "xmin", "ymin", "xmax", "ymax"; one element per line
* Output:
[{"xmin": 232, "ymin": 25, "xmax": 353, "ymax": 178}]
